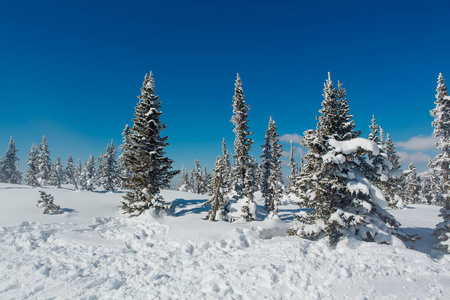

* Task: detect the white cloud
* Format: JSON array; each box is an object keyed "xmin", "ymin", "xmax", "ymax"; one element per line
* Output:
[
  {"xmin": 398, "ymin": 151, "xmax": 431, "ymax": 165},
  {"xmin": 396, "ymin": 134, "xmax": 438, "ymax": 151},
  {"xmin": 279, "ymin": 133, "xmax": 303, "ymax": 145}
]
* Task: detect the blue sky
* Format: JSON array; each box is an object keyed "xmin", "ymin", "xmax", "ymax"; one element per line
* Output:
[{"xmin": 1, "ymin": 0, "xmax": 449, "ymax": 182}]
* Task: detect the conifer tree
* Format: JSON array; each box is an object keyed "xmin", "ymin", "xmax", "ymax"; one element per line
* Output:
[
  {"xmin": 230, "ymin": 73, "xmax": 254, "ymax": 200},
  {"xmin": 205, "ymin": 156, "xmax": 229, "ymax": 221},
  {"xmin": 368, "ymin": 115, "xmax": 380, "ymax": 144},
  {"xmin": 403, "ymin": 163, "xmax": 421, "ymax": 204},
  {"xmin": 0, "ymin": 137, "xmax": 22, "ymax": 184},
  {"xmin": 50, "ymin": 156, "xmax": 65, "ymax": 188},
  {"xmin": 289, "ymin": 73, "xmax": 408, "ymax": 245},
  {"xmin": 430, "ymin": 73, "xmax": 450, "ymax": 251},
  {"xmin": 66, "ymin": 155, "xmax": 78, "ymax": 189},
  {"xmin": 37, "ymin": 135, "xmax": 52, "ymax": 185},
  {"xmin": 98, "ymin": 141, "xmax": 118, "ymax": 192},
  {"xmin": 240, "ymin": 156, "xmax": 258, "ymax": 221},
  {"xmin": 260, "ymin": 116, "xmax": 284, "ymax": 216},
  {"xmin": 194, "ymin": 159, "xmax": 203, "ymax": 194},
  {"xmin": 221, "ymin": 138, "xmax": 231, "ymax": 194},
  {"xmin": 288, "ymin": 140, "xmax": 298, "ymax": 189},
  {"xmin": 378, "ymin": 133, "xmax": 403, "ymax": 208},
  {"xmin": 121, "ymin": 72, "xmax": 178, "ymax": 214},
  {"xmin": 80, "ymin": 155, "xmax": 96, "ymax": 191},
  {"xmin": 74, "ymin": 159, "xmax": 82, "ymax": 188},
  {"xmin": 118, "ymin": 124, "xmax": 132, "ymax": 188},
  {"xmin": 37, "ymin": 191, "xmax": 63, "ymax": 214},
  {"xmin": 26, "ymin": 143, "xmax": 39, "ymax": 187}
]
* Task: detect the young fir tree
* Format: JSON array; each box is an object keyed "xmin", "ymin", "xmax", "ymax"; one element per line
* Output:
[
  {"xmin": 74, "ymin": 159, "xmax": 82, "ymax": 188},
  {"xmin": 260, "ymin": 116, "xmax": 284, "ymax": 216},
  {"xmin": 121, "ymin": 72, "xmax": 178, "ymax": 214},
  {"xmin": 230, "ymin": 73, "xmax": 254, "ymax": 200},
  {"xmin": 118, "ymin": 124, "xmax": 132, "ymax": 188},
  {"xmin": 179, "ymin": 166, "xmax": 189, "ymax": 191},
  {"xmin": 241, "ymin": 156, "xmax": 258, "ymax": 221},
  {"xmin": 203, "ymin": 165, "xmax": 213, "ymax": 195},
  {"xmin": 289, "ymin": 73, "xmax": 408, "ymax": 245},
  {"xmin": 430, "ymin": 73, "xmax": 450, "ymax": 252},
  {"xmin": 37, "ymin": 135, "xmax": 52, "ymax": 186},
  {"xmin": 287, "ymin": 140, "xmax": 298, "ymax": 189},
  {"xmin": 221, "ymin": 138, "xmax": 231, "ymax": 194},
  {"xmin": 194, "ymin": 159, "xmax": 203, "ymax": 194},
  {"xmin": 0, "ymin": 137, "xmax": 22, "ymax": 184},
  {"xmin": 50, "ymin": 156, "xmax": 65, "ymax": 188},
  {"xmin": 37, "ymin": 191, "xmax": 63, "ymax": 214},
  {"xmin": 421, "ymin": 175, "xmax": 434, "ymax": 205},
  {"xmin": 403, "ymin": 162, "xmax": 421, "ymax": 204},
  {"xmin": 80, "ymin": 155, "xmax": 96, "ymax": 191},
  {"xmin": 66, "ymin": 155, "xmax": 78, "ymax": 189},
  {"xmin": 98, "ymin": 141, "xmax": 119, "ymax": 192},
  {"xmin": 26, "ymin": 143, "xmax": 40, "ymax": 187},
  {"xmin": 205, "ymin": 156, "xmax": 229, "ymax": 221}
]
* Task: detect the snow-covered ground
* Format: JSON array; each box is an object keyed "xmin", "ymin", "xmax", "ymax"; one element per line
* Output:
[{"xmin": 1, "ymin": 183, "xmax": 449, "ymax": 299}]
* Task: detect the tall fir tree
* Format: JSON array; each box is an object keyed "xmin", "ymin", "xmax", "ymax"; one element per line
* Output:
[
  {"xmin": 430, "ymin": 73, "xmax": 450, "ymax": 252},
  {"xmin": 230, "ymin": 73, "xmax": 254, "ymax": 200},
  {"xmin": 0, "ymin": 137, "xmax": 22, "ymax": 184},
  {"xmin": 121, "ymin": 72, "xmax": 178, "ymax": 214},
  {"xmin": 26, "ymin": 143, "xmax": 39, "ymax": 187},
  {"xmin": 98, "ymin": 141, "xmax": 119, "ymax": 192},
  {"xmin": 289, "ymin": 74, "xmax": 408, "ymax": 245},
  {"xmin": 37, "ymin": 135, "xmax": 52, "ymax": 185},
  {"xmin": 260, "ymin": 116, "xmax": 284, "ymax": 216}
]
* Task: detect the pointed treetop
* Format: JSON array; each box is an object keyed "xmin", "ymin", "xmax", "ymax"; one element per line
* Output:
[{"xmin": 236, "ymin": 73, "xmax": 241, "ymax": 81}]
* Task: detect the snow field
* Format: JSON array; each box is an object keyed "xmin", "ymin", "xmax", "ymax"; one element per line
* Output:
[{"xmin": 0, "ymin": 184, "xmax": 450, "ymax": 299}]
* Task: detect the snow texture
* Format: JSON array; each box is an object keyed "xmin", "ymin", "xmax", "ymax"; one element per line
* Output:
[{"xmin": 0, "ymin": 183, "xmax": 449, "ymax": 299}]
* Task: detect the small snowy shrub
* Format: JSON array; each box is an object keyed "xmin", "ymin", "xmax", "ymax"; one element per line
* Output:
[{"xmin": 37, "ymin": 191, "xmax": 63, "ymax": 214}]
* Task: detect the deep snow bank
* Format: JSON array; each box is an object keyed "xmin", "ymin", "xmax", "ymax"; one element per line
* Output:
[{"xmin": 0, "ymin": 184, "xmax": 449, "ymax": 299}]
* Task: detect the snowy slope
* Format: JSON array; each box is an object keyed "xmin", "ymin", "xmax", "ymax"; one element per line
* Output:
[{"xmin": 0, "ymin": 183, "xmax": 449, "ymax": 299}]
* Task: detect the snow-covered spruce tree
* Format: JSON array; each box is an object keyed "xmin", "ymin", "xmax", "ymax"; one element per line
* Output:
[
  {"xmin": 50, "ymin": 156, "xmax": 65, "ymax": 188},
  {"xmin": 203, "ymin": 165, "xmax": 212, "ymax": 195},
  {"xmin": 205, "ymin": 156, "xmax": 230, "ymax": 221},
  {"xmin": 430, "ymin": 73, "xmax": 450, "ymax": 252},
  {"xmin": 194, "ymin": 159, "xmax": 203, "ymax": 194},
  {"xmin": 260, "ymin": 116, "xmax": 284, "ymax": 216},
  {"xmin": 118, "ymin": 124, "xmax": 132, "ymax": 188},
  {"xmin": 98, "ymin": 141, "xmax": 118, "ymax": 192},
  {"xmin": 365, "ymin": 117, "xmax": 396, "ymax": 207},
  {"xmin": 80, "ymin": 155, "xmax": 96, "ymax": 191},
  {"xmin": 26, "ymin": 143, "xmax": 40, "ymax": 187},
  {"xmin": 287, "ymin": 140, "xmax": 298, "ymax": 189},
  {"xmin": 66, "ymin": 155, "xmax": 78, "ymax": 189},
  {"xmin": 0, "ymin": 136, "xmax": 22, "ymax": 184},
  {"xmin": 421, "ymin": 175, "xmax": 434, "ymax": 205},
  {"xmin": 383, "ymin": 133, "xmax": 404, "ymax": 207},
  {"xmin": 121, "ymin": 72, "xmax": 178, "ymax": 214},
  {"xmin": 240, "ymin": 156, "xmax": 258, "ymax": 221},
  {"xmin": 37, "ymin": 191, "xmax": 63, "ymax": 214},
  {"xmin": 221, "ymin": 138, "xmax": 231, "ymax": 194},
  {"xmin": 403, "ymin": 162, "xmax": 421, "ymax": 204},
  {"xmin": 37, "ymin": 135, "xmax": 51, "ymax": 185},
  {"xmin": 289, "ymin": 73, "xmax": 408, "ymax": 245},
  {"xmin": 178, "ymin": 166, "xmax": 189, "ymax": 191},
  {"xmin": 74, "ymin": 159, "xmax": 82, "ymax": 188},
  {"xmin": 230, "ymin": 73, "xmax": 254, "ymax": 200}
]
